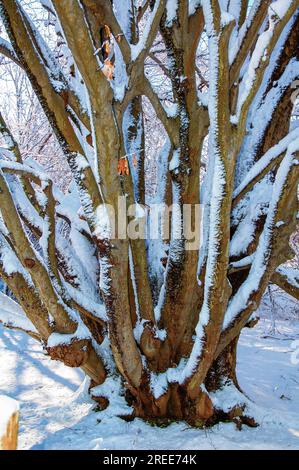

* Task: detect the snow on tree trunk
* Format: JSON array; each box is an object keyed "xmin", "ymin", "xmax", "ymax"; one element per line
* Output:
[
  {"xmin": 0, "ymin": 396, "xmax": 19, "ymax": 450},
  {"xmin": 0, "ymin": 0, "xmax": 298, "ymax": 426}
]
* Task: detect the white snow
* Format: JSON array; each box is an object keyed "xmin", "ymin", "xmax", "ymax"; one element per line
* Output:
[
  {"xmin": 277, "ymin": 266, "xmax": 299, "ymax": 290},
  {"xmin": 1, "ymin": 316, "xmax": 299, "ymax": 449},
  {"xmin": 169, "ymin": 148, "xmax": 180, "ymax": 172},
  {"xmin": 131, "ymin": 0, "xmax": 163, "ymax": 61},
  {"xmin": 0, "ymin": 37, "xmax": 17, "ymax": 61},
  {"xmin": 0, "ymin": 0, "xmax": 298, "ymax": 453},
  {"xmin": 229, "ymin": 0, "xmax": 266, "ymax": 66},
  {"xmin": 236, "ymin": 56, "xmax": 299, "ymax": 183},
  {"xmin": 187, "ymin": 0, "xmax": 230, "ymax": 380},
  {"xmin": 271, "ymin": 0, "xmax": 293, "ymax": 20},
  {"xmin": 93, "ymin": 204, "xmax": 113, "ymax": 240},
  {"xmin": 189, "ymin": 0, "xmax": 201, "ymax": 16},
  {"xmin": 234, "ymin": 0, "xmax": 294, "ymax": 120},
  {"xmin": 233, "ymin": 127, "xmax": 299, "ymax": 201},
  {"xmin": 47, "ymin": 322, "xmax": 91, "ymax": 348},
  {"xmin": 0, "ymin": 395, "xmax": 19, "ymax": 437},
  {"xmin": 0, "ymin": 160, "xmax": 48, "ymax": 181},
  {"xmin": 225, "ymin": 147, "xmax": 298, "ymax": 329},
  {"xmin": 0, "ymin": 292, "xmax": 38, "ymax": 336},
  {"xmin": 166, "ymin": 0, "xmax": 178, "ymax": 26}
]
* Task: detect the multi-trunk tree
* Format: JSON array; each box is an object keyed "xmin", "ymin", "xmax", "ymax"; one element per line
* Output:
[{"xmin": 0, "ymin": 0, "xmax": 298, "ymax": 427}]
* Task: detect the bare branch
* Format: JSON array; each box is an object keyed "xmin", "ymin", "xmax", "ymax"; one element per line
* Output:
[
  {"xmin": 0, "ymin": 35, "xmax": 22, "ymax": 67},
  {"xmin": 235, "ymin": 1, "xmax": 298, "ymax": 129},
  {"xmin": 271, "ymin": 267, "xmax": 299, "ymax": 301},
  {"xmin": 132, "ymin": 0, "xmax": 166, "ymax": 64},
  {"xmin": 0, "ymin": 169, "xmax": 76, "ymax": 334},
  {"xmin": 142, "ymin": 75, "xmax": 178, "ymax": 142},
  {"xmin": 229, "ymin": 0, "xmax": 271, "ymax": 87},
  {"xmin": 217, "ymin": 151, "xmax": 299, "ymax": 358},
  {"xmin": 82, "ymin": 0, "xmax": 131, "ymax": 65},
  {"xmin": 233, "ymin": 127, "xmax": 299, "ymax": 207}
]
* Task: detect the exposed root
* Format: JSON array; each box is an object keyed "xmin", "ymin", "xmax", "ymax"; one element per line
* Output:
[
  {"xmin": 88, "ymin": 374, "xmax": 258, "ymax": 429},
  {"xmin": 207, "ymin": 381, "xmax": 259, "ymax": 429}
]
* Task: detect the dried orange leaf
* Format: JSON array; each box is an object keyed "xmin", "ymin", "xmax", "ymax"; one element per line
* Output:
[{"xmin": 118, "ymin": 157, "xmax": 130, "ymax": 176}]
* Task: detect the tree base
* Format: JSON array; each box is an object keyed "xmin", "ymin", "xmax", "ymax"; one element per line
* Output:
[{"xmin": 90, "ymin": 378, "xmax": 259, "ymax": 429}]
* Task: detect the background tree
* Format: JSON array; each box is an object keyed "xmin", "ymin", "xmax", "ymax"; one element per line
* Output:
[{"xmin": 0, "ymin": 0, "xmax": 298, "ymax": 427}]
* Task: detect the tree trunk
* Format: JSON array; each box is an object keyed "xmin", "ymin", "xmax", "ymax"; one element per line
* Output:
[
  {"xmin": 0, "ymin": 0, "xmax": 298, "ymax": 430},
  {"xmin": 0, "ymin": 396, "xmax": 19, "ymax": 450},
  {"xmin": 206, "ymin": 336, "xmax": 240, "ymax": 393}
]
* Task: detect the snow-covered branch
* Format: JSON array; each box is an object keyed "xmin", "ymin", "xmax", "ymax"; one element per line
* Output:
[
  {"xmin": 0, "ymin": 35, "xmax": 22, "ymax": 67},
  {"xmin": 0, "ymin": 292, "xmax": 40, "ymax": 340},
  {"xmin": 272, "ymin": 266, "xmax": 299, "ymax": 301}
]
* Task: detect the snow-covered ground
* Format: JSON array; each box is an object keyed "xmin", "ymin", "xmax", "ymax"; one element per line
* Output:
[{"xmin": 0, "ymin": 317, "xmax": 299, "ymax": 450}]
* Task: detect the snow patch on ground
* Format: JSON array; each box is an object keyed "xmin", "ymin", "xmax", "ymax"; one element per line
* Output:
[{"xmin": 0, "ymin": 318, "xmax": 299, "ymax": 450}]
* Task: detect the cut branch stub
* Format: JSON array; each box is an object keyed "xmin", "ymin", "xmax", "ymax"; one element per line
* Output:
[{"xmin": 47, "ymin": 338, "xmax": 92, "ymax": 368}]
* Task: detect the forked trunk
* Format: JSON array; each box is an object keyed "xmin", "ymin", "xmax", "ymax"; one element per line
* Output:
[{"xmin": 0, "ymin": 0, "xmax": 298, "ymax": 431}]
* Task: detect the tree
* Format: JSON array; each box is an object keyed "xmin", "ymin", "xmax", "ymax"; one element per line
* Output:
[{"xmin": 0, "ymin": 0, "xmax": 298, "ymax": 427}]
